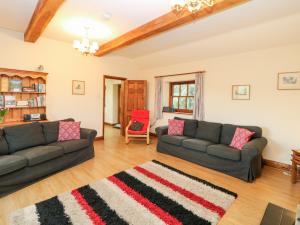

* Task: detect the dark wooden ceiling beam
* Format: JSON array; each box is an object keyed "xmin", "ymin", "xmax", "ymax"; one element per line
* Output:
[
  {"xmin": 24, "ymin": 0, "xmax": 65, "ymax": 42},
  {"xmin": 96, "ymin": 0, "xmax": 249, "ymax": 57}
]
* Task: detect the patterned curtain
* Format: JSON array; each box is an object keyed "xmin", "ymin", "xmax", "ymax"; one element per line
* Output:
[
  {"xmin": 152, "ymin": 77, "xmax": 163, "ymax": 125},
  {"xmin": 193, "ymin": 72, "xmax": 204, "ymax": 120}
]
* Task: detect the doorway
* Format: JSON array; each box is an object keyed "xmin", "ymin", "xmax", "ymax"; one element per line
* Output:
[{"xmin": 103, "ymin": 75, "xmax": 127, "ymax": 139}]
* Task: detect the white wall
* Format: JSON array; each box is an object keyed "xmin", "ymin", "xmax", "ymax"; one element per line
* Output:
[
  {"xmin": 0, "ymin": 28, "xmax": 138, "ymax": 137},
  {"xmin": 105, "ymin": 79, "xmax": 121, "ymax": 124},
  {"xmin": 142, "ymin": 44, "xmax": 300, "ymax": 165}
]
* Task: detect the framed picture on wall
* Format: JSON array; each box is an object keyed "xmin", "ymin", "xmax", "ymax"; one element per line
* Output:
[
  {"xmin": 72, "ymin": 80, "xmax": 85, "ymax": 95},
  {"xmin": 232, "ymin": 85, "xmax": 250, "ymax": 100},
  {"xmin": 277, "ymin": 71, "xmax": 300, "ymax": 90}
]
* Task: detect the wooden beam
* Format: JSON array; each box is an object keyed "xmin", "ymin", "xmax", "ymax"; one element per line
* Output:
[
  {"xmin": 24, "ymin": 0, "xmax": 65, "ymax": 42},
  {"xmin": 96, "ymin": 0, "xmax": 249, "ymax": 57}
]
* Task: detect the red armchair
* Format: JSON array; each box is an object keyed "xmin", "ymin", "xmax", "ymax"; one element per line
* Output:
[{"xmin": 125, "ymin": 109, "xmax": 150, "ymax": 145}]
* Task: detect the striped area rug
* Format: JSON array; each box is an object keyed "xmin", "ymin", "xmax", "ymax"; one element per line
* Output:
[{"xmin": 10, "ymin": 160, "xmax": 237, "ymax": 225}]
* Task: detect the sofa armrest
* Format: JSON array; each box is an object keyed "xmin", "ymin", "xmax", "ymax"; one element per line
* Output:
[
  {"xmin": 80, "ymin": 128, "xmax": 97, "ymax": 144},
  {"xmin": 241, "ymin": 137, "xmax": 268, "ymax": 161},
  {"xmin": 155, "ymin": 126, "xmax": 168, "ymax": 138}
]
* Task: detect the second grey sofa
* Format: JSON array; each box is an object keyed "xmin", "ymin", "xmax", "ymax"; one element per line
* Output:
[{"xmin": 156, "ymin": 117, "xmax": 267, "ymax": 182}]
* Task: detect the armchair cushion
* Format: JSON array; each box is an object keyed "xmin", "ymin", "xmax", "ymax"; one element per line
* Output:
[{"xmin": 130, "ymin": 121, "xmax": 144, "ymax": 131}]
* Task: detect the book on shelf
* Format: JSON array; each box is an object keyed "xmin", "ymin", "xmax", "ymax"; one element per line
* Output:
[
  {"xmin": 22, "ymin": 87, "xmax": 36, "ymax": 92},
  {"xmin": 0, "ymin": 96, "xmax": 4, "ymax": 108},
  {"xmin": 9, "ymin": 79, "xmax": 22, "ymax": 92},
  {"xmin": 0, "ymin": 77, "xmax": 9, "ymax": 92},
  {"xmin": 16, "ymin": 100, "xmax": 29, "ymax": 107},
  {"xmin": 28, "ymin": 95, "xmax": 46, "ymax": 107},
  {"xmin": 4, "ymin": 96, "xmax": 16, "ymax": 108},
  {"xmin": 32, "ymin": 83, "xmax": 46, "ymax": 93}
]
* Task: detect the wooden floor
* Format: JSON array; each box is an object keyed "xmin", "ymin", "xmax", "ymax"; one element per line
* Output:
[{"xmin": 0, "ymin": 125, "xmax": 299, "ymax": 225}]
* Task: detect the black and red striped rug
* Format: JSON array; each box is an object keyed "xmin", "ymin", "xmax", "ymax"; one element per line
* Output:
[{"xmin": 10, "ymin": 160, "xmax": 237, "ymax": 225}]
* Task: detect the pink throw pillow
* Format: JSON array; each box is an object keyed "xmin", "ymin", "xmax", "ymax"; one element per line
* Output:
[
  {"xmin": 168, "ymin": 119, "xmax": 184, "ymax": 136},
  {"xmin": 58, "ymin": 121, "xmax": 81, "ymax": 142},
  {"xmin": 230, "ymin": 127, "xmax": 255, "ymax": 150}
]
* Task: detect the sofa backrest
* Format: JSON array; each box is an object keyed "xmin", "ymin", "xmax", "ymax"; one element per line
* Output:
[
  {"xmin": 0, "ymin": 129, "xmax": 9, "ymax": 156},
  {"xmin": 195, "ymin": 121, "xmax": 222, "ymax": 143},
  {"xmin": 220, "ymin": 124, "xmax": 262, "ymax": 145},
  {"xmin": 4, "ymin": 122, "xmax": 46, "ymax": 153},
  {"xmin": 174, "ymin": 117, "xmax": 198, "ymax": 137},
  {"xmin": 42, "ymin": 118, "xmax": 75, "ymax": 144}
]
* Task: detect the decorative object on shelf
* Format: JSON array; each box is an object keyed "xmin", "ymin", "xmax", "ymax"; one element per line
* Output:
[
  {"xmin": 0, "ymin": 108, "xmax": 9, "ymax": 123},
  {"xmin": 22, "ymin": 87, "xmax": 36, "ymax": 92},
  {"xmin": 72, "ymin": 80, "xmax": 85, "ymax": 95},
  {"xmin": 232, "ymin": 85, "xmax": 250, "ymax": 100},
  {"xmin": 4, "ymin": 96, "xmax": 16, "ymax": 108},
  {"xmin": 23, "ymin": 113, "xmax": 47, "ymax": 122},
  {"xmin": 16, "ymin": 101, "xmax": 29, "ymax": 107},
  {"xmin": 9, "ymin": 79, "xmax": 22, "ymax": 92},
  {"xmin": 278, "ymin": 71, "xmax": 300, "ymax": 90},
  {"xmin": 172, "ymin": 0, "xmax": 215, "ymax": 14},
  {"xmin": 73, "ymin": 27, "xmax": 99, "ymax": 56},
  {"xmin": 163, "ymin": 106, "xmax": 176, "ymax": 112},
  {"xmin": 0, "ymin": 96, "xmax": 4, "ymax": 108}
]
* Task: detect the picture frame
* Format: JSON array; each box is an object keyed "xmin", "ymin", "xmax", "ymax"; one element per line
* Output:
[
  {"xmin": 277, "ymin": 71, "xmax": 300, "ymax": 90},
  {"xmin": 232, "ymin": 85, "xmax": 250, "ymax": 100},
  {"xmin": 72, "ymin": 80, "xmax": 85, "ymax": 95}
]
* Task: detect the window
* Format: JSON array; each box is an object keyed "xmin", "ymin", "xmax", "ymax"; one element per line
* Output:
[{"xmin": 169, "ymin": 81, "xmax": 195, "ymax": 113}]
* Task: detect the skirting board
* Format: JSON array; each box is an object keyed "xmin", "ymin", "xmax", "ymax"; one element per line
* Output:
[
  {"xmin": 94, "ymin": 136, "xmax": 104, "ymax": 141},
  {"xmin": 263, "ymin": 159, "xmax": 291, "ymax": 171}
]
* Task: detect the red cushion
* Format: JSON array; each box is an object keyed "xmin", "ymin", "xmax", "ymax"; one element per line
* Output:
[
  {"xmin": 58, "ymin": 121, "xmax": 81, "ymax": 142},
  {"xmin": 131, "ymin": 110, "xmax": 149, "ymax": 120},
  {"xmin": 230, "ymin": 127, "xmax": 255, "ymax": 150},
  {"xmin": 168, "ymin": 119, "xmax": 184, "ymax": 136}
]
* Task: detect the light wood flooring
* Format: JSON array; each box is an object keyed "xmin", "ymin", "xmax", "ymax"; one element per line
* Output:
[{"xmin": 0, "ymin": 125, "xmax": 299, "ymax": 225}]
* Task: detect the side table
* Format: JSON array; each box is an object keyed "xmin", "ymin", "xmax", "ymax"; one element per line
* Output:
[{"xmin": 291, "ymin": 149, "xmax": 300, "ymax": 183}]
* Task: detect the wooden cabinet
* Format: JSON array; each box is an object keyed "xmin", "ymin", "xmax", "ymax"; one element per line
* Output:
[{"xmin": 0, "ymin": 68, "xmax": 47, "ymax": 127}]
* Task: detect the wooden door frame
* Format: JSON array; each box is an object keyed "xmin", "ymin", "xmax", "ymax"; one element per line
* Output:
[{"xmin": 102, "ymin": 75, "xmax": 127, "ymax": 139}]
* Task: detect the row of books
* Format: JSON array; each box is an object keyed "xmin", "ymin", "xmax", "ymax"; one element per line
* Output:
[
  {"xmin": 0, "ymin": 77, "xmax": 46, "ymax": 93},
  {"xmin": 0, "ymin": 95, "xmax": 46, "ymax": 108}
]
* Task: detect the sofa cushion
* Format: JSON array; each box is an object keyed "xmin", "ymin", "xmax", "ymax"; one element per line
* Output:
[
  {"xmin": 42, "ymin": 121, "xmax": 59, "ymax": 144},
  {"xmin": 161, "ymin": 135, "xmax": 189, "ymax": 146},
  {"xmin": 42, "ymin": 118, "xmax": 75, "ymax": 144},
  {"xmin": 168, "ymin": 119, "xmax": 184, "ymax": 136},
  {"xmin": 0, "ymin": 155, "xmax": 27, "ymax": 176},
  {"xmin": 4, "ymin": 122, "xmax": 46, "ymax": 153},
  {"xmin": 0, "ymin": 129, "xmax": 9, "ymax": 156},
  {"xmin": 58, "ymin": 121, "xmax": 81, "ymax": 141},
  {"xmin": 195, "ymin": 121, "xmax": 222, "ymax": 143},
  {"xmin": 221, "ymin": 124, "xmax": 262, "ymax": 145},
  {"xmin": 13, "ymin": 146, "xmax": 64, "ymax": 166},
  {"xmin": 207, "ymin": 144, "xmax": 241, "ymax": 161},
  {"xmin": 182, "ymin": 139, "xmax": 213, "ymax": 152},
  {"xmin": 174, "ymin": 117, "xmax": 198, "ymax": 137},
  {"xmin": 49, "ymin": 139, "xmax": 89, "ymax": 154}
]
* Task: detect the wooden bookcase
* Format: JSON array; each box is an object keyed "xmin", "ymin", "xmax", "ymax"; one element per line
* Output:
[{"xmin": 0, "ymin": 68, "xmax": 47, "ymax": 127}]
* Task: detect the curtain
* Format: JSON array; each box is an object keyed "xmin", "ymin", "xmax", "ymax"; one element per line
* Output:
[
  {"xmin": 153, "ymin": 77, "xmax": 163, "ymax": 125},
  {"xmin": 193, "ymin": 72, "xmax": 204, "ymax": 120}
]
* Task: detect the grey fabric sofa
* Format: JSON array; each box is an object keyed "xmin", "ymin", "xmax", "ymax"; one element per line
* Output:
[
  {"xmin": 0, "ymin": 119, "xmax": 97, "ymax": 196},
  {"xmin": 155, "ymin": 117, "xmax": 267, "ymax": 182}
]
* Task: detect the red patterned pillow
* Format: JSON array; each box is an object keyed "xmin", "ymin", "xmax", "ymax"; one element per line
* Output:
[
  {"xmin": 230, "ymin": 127, "xmax": 255, "ymax": 150},
  {"xmin": 58, "ymin": 121, "xmax": 81, "ymax": 142},
  {"xmin": 168, "ymin": 119, "xmax": 184, "ymax": 136}
]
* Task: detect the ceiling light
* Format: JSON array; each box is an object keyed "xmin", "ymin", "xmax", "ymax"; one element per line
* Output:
[
  {"xmin": 172, "ymin": 0, "xmax": 214, "ymax": 14},
  {"xmin": 73, "ymin": 27, "xmax": 99, "ymax": 56}
]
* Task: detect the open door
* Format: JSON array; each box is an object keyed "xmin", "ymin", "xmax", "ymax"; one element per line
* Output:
[{"xmin": 120, "ymin": 80, "xmax": 147, "ymax": 135}]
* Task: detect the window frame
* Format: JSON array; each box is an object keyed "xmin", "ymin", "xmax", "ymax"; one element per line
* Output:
[{"xmin": 169, "ymin": 80, "xmax": 195, "ymax": 113}]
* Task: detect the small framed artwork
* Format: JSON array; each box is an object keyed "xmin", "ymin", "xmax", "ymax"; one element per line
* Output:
[
  {"xmin": 232, "ymin": 85, "xmax": 250, "ymax": 100},
  {"xmin": 72, "ymin": 80, "xmax": 85, "ymax": 95},
  {"xmin": 277, "ymin": 71, "xmax": 300, "ymax": 90}
]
